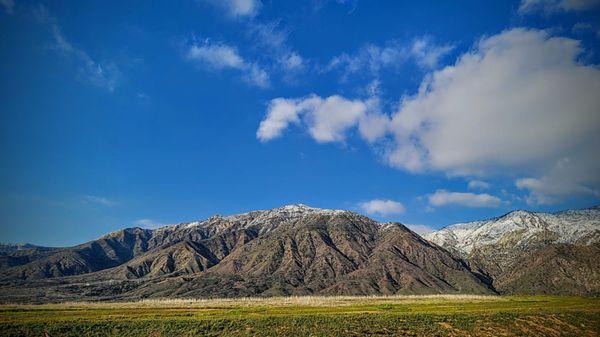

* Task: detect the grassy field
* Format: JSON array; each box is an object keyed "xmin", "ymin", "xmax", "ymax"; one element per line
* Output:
[{"xmin": 0, "ymin": 295, "xmax": 598, "ymax": 336}]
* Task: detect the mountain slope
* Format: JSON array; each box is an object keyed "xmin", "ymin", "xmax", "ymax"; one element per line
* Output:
[
  {"xmin": 424, "ymin": 205, "xmax": 600, "ymax": 295},
  {"xmin": 0, "ymin": 244, "xmax": 60, "ymax": 271},
  {"xmin": 1, "ymin": 228, "xmax": 156, "ymax": 280},
  {"xmin": 0, "ymin": 205, "xmax": 493, "ymax": 302}
]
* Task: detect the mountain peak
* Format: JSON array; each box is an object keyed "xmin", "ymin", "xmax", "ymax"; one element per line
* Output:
[
  {"xmin": 425, "ymin": 206, "xmax": 600, "ymax": 258},
  {"xmin": 278, "ymin": 203, "xmax": 314, "ymax": 211}
]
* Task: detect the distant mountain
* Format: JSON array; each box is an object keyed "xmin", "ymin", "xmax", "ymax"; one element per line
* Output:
[
  {"xmin": 0, "ymin": 243, "xmax": 44, "ymax": 254},
  {"xmin": 0, "ymin": 205, "xmax": 492, "ymax": 302},
  {"xmin": 424, "ymin": 205, "xmax": 600, "ymax": 295},
  {"xmin": 1, "ymin": 204, "xmax": 598, "ymax": 303},
  {"xmin": 0, "ymin": 243, "xmax": 60, "ymax": 271}
]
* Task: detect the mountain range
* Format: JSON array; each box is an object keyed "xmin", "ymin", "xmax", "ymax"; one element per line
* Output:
[{"xmin": 0, "ymin": 204, "xmax": 598, "ymax": 303}]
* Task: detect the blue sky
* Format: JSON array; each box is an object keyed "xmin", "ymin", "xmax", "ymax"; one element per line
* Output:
[{"xmin": 1, "ymin": 0, "xmax": 599, "ymax": 246}]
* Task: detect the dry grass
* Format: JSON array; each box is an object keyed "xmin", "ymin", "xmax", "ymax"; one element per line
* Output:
[
  {"xmin": 1, "ymin": 294, "xmax": 504, "ymax": 309},
  {"xmin": 0, "ymin": 295, "xmax": 597, "ymax": 336}
]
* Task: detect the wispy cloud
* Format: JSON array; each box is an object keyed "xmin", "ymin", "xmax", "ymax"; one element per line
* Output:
[
  {"xmin": 82, "ymin": 195, "xmax": 116, "ymax": 207},
  {"xmin": 409, "ymin": 37, "xmax": 454, "ymax": 69},
  {"xmin": 134, "ymin": 219, "xmax": 164, "ymax": 229},
  {"xmin": 185, "ymin": 40, "xmax": 269, "ymax": 88},
  {"xmin": 518, "ymin": 0, "xmax": 600, "ymax": 15},
  {"xmin": 572, "ymin": 22, "xmax": 594, "ymax": 34},
  {"xmin": 359, "ymin": 199, "xmax": 405, "ymax": 216},
  {"xmin": 33, "ymin": 5, "xmax": 121, "ymax": 92},
  {"xmin": 516, "ymin": 158, "xmax": 600, "ymax": 205},
  {"xmin": 405, "ymin": 224, "xmax": 435, "ymax": 235},
  {"xmin": 200, "ymin": 1, "xmax": 308, "ymax": 83},
  {"xmin": 326, "ymin": 37, "xmax": 453, "ymax": 81},
  {"xmin": 245, "ymin": 20, "xmax": 307, "ymax": 81},
  {"xmin": 203, "ymin": 0, "xmax": 262, "ymax": 18},
  {"xmin": 427, "ymin": 190, "xmax": 502, "ymax": 208},
  {"xmin": 468, "ymin": 180, "xmax": 491, "ymax": 190}
]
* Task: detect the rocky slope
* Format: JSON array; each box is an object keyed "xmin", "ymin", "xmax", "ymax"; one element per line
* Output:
[
  {"xmin": 0, "ymin": 205, "xmax": 493, "ymax": 302},
  {"xmin": 0, "ymin": 244, "xmax": 60, "ymax": 271},
  {"xmin": 424, "ymin": 205, "xmax": 600, "ymax": 295},
  {"xmin": 2, "ymin": 204, "xmax": 598, "ymax": 302}
]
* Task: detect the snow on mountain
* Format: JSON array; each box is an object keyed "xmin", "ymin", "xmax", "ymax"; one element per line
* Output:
[
  {"xmin": 172, "ymin": 204, "xmax": 353, "ymax": 235},
  {"xmin": 424, "ymin": 205, "xmax": 600, "ymax": 257},
  {"xmin": 0, "ymin": 243, "xmax": 44, "ymax": 254}
]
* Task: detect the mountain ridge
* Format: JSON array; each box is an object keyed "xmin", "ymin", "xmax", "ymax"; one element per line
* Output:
[
  {"xmin": 424, "ymin": 205, "xmax": 600, "ymax": 295},
  {"xmin": 0, "ymin": 204, "xmax": 598, "ymax": 302},
  {"xmin": 0, "ymin": 204, "xmax": 494, "ymax": 302}
]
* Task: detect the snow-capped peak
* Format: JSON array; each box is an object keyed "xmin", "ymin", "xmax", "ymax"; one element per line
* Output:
[
  {"xmin": 424, "ymin": 206, "xmax": 600, "ymax": 257},
  {"xmin": 173, "ymin": 204, "xmax": 349, "ymax": 234},
  {"xmin": 279, "ymin": 203, "xmax": 314, "ymax": 211}
]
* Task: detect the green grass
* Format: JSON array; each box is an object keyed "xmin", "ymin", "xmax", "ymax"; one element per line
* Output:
[{"xmin": 0, "ymin": 295, "xmax": 598, "ymax": 336}]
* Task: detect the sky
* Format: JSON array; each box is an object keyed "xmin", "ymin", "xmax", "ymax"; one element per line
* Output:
[{"xmin": 0, "ymin": 0, "xmax": 599, "ymax": 246}]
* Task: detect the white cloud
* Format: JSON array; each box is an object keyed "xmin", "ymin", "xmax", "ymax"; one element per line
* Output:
[
  {"xmin": 134, "ymin": 219, "xmax": 164, "ymax": 229},
  {"xmin": 1, "ymin": 0, "xmax": 14, "ymax": 14},
  {"xmin": 572, "ymin": 22, "xmax": 593, "ymax": 34},
  {"xmin": 328, "ymin": 42, "xmax": 407, "ymax": 78},
  {"xmin": 519, "ymin": 0, "xmax": 600, "ymax": 14},
  {"xmin": 257, "ymin": 98, "xmax": 303, "ymax": 141},
  {"xmin": 34, "ymin": 5, "xmax": 120, "ymax": 91},
  {"xmin": 279, "ymin": 52, "xmax": 305, "ymax": 71},
  {"xmin": 186, "ymin": 41, "xmax": 269, "ymax": 88},
  {"xmin": 388, "ymin": 28, "xmax": 600, "ymax": 203},
  {"xmin": 257, "ymin": 94, "xmax": 388, "ymax": 143},
  {"xmin": 205, "ymin": 0, "xmax": 261, "ymax": 18},
  {"xmin": 516, "ymin": 157, "xmax": 600, "ymax": 205},
  {"xmin": 327, "ymin": 37, "xmax": 452, "ymax": 80},
  {"xmin": 246, "ymin": 21, "xmax": 307, "ymax": 80},
  {"xmin": 468, "ymin": 180, "xmax": 491, "ymax": 190},
  {"xmin": 187, "ymin": 43, "xmax": 246, "ymax": 69},
  {"xmin": 306, "ymin": 96, "xmax": 368, "ymax": 143},
  {"xmin": 257, "ymin": 28, "xmax": 600, "ymax": 205},
  {"xmin": 201, "ymin": 4, "xmax": 307, "ymax": 80},
  {"xmin": 410, "ymin": 37, "xmax": 454, "ymax": 69},
  {"xmin": 82, "ymin": 195, "xmax": 116, "ymax": 207},
  {"xmin": 405, "ymin": 224, "xmax": 435, "ymax": 235},
  {"xmin": 359, "ymin": 199, "xmax": 405, "ymax": 216},
  {"xmin": 248, "ymin": 20, "xmax": 288, "ymax": 49},
  {"xmin": 427, "ymin": 190, "xmax": 502, "ymax": 208}
]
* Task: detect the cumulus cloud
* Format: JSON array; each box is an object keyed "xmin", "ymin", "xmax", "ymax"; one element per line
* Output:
[
  {"xmin": 388, "ymin": 28, "xmax": 600, "ymax": 202},
  {"xmin": 257, "ymin": 94, "xmax": 388, "ymax": 143},
  {"xmin": 257, "ymin": 28, "xmax": 600, "ymax": 205},
  {"xmin": 256, "ymin": 98, "xmax": 303, "ymax": 141},
  {"xmin": 468, "ymin": 180, "xmax": 491, "ymax": 190},
  {"xmin": 34, "ymin": 5, "xmax": 121, "ymax": 91},
  {"xmin": 134, "ymin": 219, "xmax": 164, "ymax": 229},
  {"xmin": 186, "ymin": 41, "xmax": 269, "ymax": 88},
  {"xmin": 519, "ymin": 0, "xmax": 600, "ymax": 14},
  {"xmin": 427, "ymin": 190, "xmax": 503, "ymax": 208},
  {"xmin": 359, "ymin": 199, "xmax": 405, "ymax": 216},
  {"xmin": 82, "ymin": 195, "xmax": 116, "ymax": 207},
  {"xmin": 204, "ymin": 0, "xmax": 261, "ymax": 18}
]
